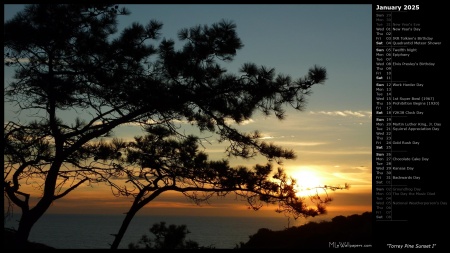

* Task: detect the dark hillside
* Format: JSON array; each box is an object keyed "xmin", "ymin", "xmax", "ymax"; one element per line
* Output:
[
  {"xmin": 238, "ymin": 212, "xmax": 372, "ymax": 249},
  {"xmin": 4, "ymin": 228, "xmax": 55, "ymax": 249}
]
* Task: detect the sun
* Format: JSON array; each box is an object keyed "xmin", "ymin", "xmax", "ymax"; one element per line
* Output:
[{"xmin": 290, "ymin": 169, "xmax": 323, "ymax": 197}]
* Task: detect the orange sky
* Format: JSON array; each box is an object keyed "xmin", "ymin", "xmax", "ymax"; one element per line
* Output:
[
  {"xmin": 5, "ymin": 108, "xmax": 373, "ymax": 224},
  {"xmin": 8, "ymin": 166, "xmax": 371, "ymax": 226}
]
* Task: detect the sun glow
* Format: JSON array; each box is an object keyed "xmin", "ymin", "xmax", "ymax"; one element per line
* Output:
[{"xmin": 290, "ymin": 169, "xmax": 324, "ymax": 197}]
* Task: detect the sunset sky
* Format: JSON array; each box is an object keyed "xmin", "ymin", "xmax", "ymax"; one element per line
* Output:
[{"xmin": 4, "ymin": 4, "xmax": 372, "ymax": 224}]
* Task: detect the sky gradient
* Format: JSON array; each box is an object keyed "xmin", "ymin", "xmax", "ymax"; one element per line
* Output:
[{"xmin": 4, "ymin": 4, "xmax": 372, "ymax": 224}]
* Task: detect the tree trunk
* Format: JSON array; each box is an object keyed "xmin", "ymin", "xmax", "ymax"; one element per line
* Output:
[
  {"xmin": 14, "ymin": 215, "xmax": 33, "ymax": 249},
  {"xmin": 12, "ymin": 162, "xmax": 61, "ymax": 248},
  {"xmin": 110, "ymin": 190, "xmax": 163, "ymax": 249},
  {"xmin": 110, "ymin": 205, "xmax": 140, "ymax": 249},
  {"xmin": 14, "ymin": 206, "xmax": 49, "ymax": 249}
]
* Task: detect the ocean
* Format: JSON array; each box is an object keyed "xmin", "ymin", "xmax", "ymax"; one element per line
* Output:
[{"xmin": 4, "ymin": 214, "xmax": 298, "ymax": 249}]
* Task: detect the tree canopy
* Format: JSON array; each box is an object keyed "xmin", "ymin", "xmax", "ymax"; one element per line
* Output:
[
  {"xmin": 4, "ymin": 4, "xmax": 347, "ymax": 249},
  {"xmin": 128, "ymin": 221, "xmax": 213, "ymax": 249}
]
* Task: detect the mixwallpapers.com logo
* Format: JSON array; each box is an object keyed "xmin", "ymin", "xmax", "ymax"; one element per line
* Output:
[{"xmin": 329, "ymin": 242, "xmax": 372, "ymax": 248}]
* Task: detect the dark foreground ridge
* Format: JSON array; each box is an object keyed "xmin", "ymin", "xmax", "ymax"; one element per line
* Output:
[
  {"xmin": 4, "ymin": 227, "xmax": 55, "ymax": 249},
  {"xmin": 238, "ymin": 211, "xmax": 372, "ymax": 249}
]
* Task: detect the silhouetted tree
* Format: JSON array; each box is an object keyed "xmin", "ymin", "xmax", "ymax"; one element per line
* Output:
[
  {"xmin": 128, "ymin": 221, "xmax": 213, "ymax": 249},
  {"xmin": 4, "ymin": 4, "xmax": 348, "ymax": 249}
]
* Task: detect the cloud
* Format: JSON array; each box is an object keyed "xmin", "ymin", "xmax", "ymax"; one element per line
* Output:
[
  {"xmin": 4, "ymin": 58, "xmax": 30, "ymax": 63},
  {"xmin": 256, "ymin": 135, "xmax": 326, "ymax": 146},
  {"xmin": 258, "ymin": 136, "xmax": 275, "ymax": 140},
  {"xmin": 112, "ymin": 117, "xmax": 255, "ymax": 127},
  {"xmin": 309, "ymin": 110, "xmax": 372, "ymax": 118},
  {"xmin": 274, "ymin": 141, "xmax": 327, "ymax": 146},
  {"xmin": 224, "ymin": 118, "xmax": 254, "ymax": 126},
  {"xmin": 339, "ymin": 166, "xmax": 369, "ymax": 173},
  {"xmin": 332, "ymin": 172, "xmax": 372, "ymax": 184},
  {"xmin": 301, "ymin": 150, "xmax": 371, "ymax": 155}
]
